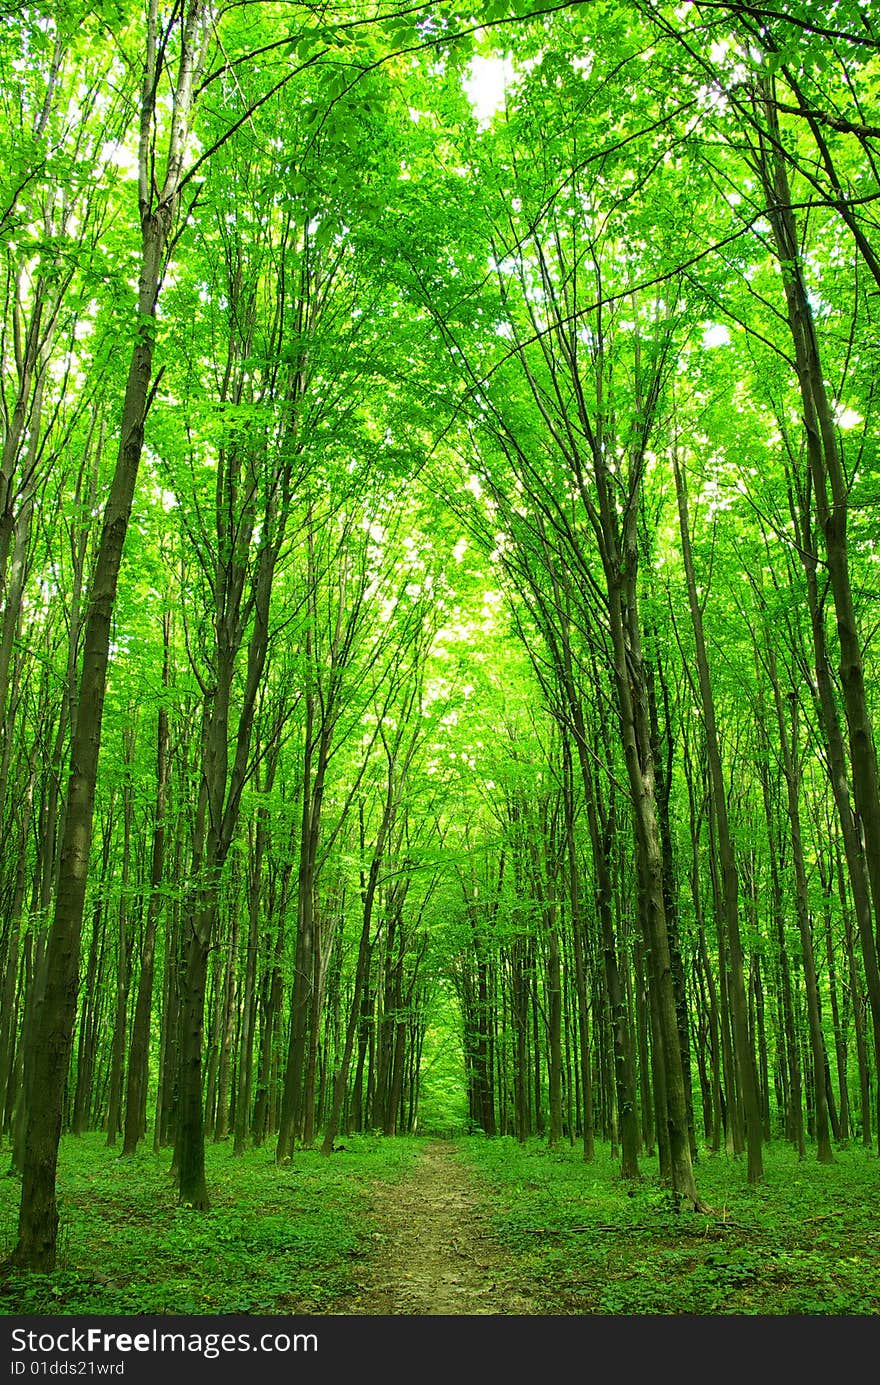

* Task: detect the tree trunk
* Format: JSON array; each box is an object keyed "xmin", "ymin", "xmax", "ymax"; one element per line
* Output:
[
  {"xmin": 672, "ymin": 449, "xmax": 762, "ymax": 1182},
  {"xmin": 562, "ymin": 734, "xmax": 594, "ymax": 1161},
  {"xmin": 123, "ymin": 617, "xmax": 170, "ymax": 1154},
  {"xmin": 791, "ymin": 476, "xmax": 880, "ymax": 1153},
  {"xmin": 10, "ymin": 0, "xmax": 206, "ymax": 1267},
  {"xmin": 176, "ymin": 914, "xmax": 211, "ymax": 1209},
  {"xmin": 759, "ymin": 83, "xmax": 880, "ymax": 1010},
  {"xmin": 105, "ymin": 736, "xmax": 136, "ymax": 1146},
  {"xmin": 768, "ymin": 653, "xmax": 833, "ymax": 1163},
  {"xmin": 819, "ymin": 851, "xmax": 850, "ymax": 1142}
]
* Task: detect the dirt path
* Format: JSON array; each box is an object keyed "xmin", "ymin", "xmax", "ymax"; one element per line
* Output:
[{"xmin": 337, "ymin": 1141, "xmax": 539, "ymax": 1315}]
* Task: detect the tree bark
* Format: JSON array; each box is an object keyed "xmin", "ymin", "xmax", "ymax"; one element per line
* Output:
[
  {"xmin": 767, "ymin": 650, "xmax": 834, "ymax": 1163},
  {"xmin": 672, "ymin": 449, "xmax": 763, "ymax": 1183},
  {"xmin": 10, "ymin": 0, "xmax": 206, "ymax": 1269},
  {"xmin": 122, "ymin": 613, "xmax": 170, "ymax": 1154},
  {"xmin": 759, "ymin": 81, "xmax": 880, "ymax": 1000}
]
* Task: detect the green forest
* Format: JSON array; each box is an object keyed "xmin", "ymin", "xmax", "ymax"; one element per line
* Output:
[{"xmin": 1, "ymin": 0, "xmax": 880, "ymax": 1322}]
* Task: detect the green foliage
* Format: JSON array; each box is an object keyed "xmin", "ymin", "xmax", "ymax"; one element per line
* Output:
[
  {"xmin": 3, "ymin": 0, "xmax": 880, "ymax": 1288},
  {"xmin": 415, "ymin": 982, "xmax": 469, "ymax": 1133}
]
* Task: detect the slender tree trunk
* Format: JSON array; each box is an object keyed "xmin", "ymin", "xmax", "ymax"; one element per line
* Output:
[
  {"xmin": 841, "ymin": 856, "xmax": 872, "ymax": 1148},
  {"xmin": 791, "ymin": 479, "xmax": 880, "ymax": 1153},
  {"xmin": 301, "ymin": 909, "xmax": 325, "ymax": 1147},
  {"xmin": 123, "ymin": 616, "xmax": 170, "ymax": 1154},
  {"xmin": 819, "ymin": 851, "xmax": 849, "ymax": 1142},
  {"xmin": 759, "ymin": 84, "xmax": 880, "ymax": 989},
  {"xmin": 349, "ymin": 968, "xmax": 373, "ymax": 1134},
  {"xmin": 563, "ymin": 735, "xmax": 594, "ymax": 1161},
  {"xmin": 588, "ymin": 401, "xmax": 703, "ymax": 1204},
  {"xmin": 646, "ymin": 647, "xmax": 697, "ymax": 1160},
  {"xmin": 751, "ymin": 949, "xmax": 772, "ymax": 1143},
  {"xmin": 252, "ymin": 906, "xmax": 285, "ymax": 1147},
  {"xmin": 213, "ymin": 915, "xmax": 238, "ymax": 1143},
  {"xmin": 277, "ymin": 690, "xmax": 322, "ymax": 1161},
  {"xmin": 155, "ymin": 837, "xmax": 184, "ymax": 1151},
  {"xmin": 768, "ymin": 648, "xmax": 833, "ymax": 1163},
  {"xmin": 176, "ymin": 909, "xmax": 212, "ymax": 1208},
  {"xmin": 71, "ymin": 828, "xmax": 112, "ymax": 1137},
  {"xmin": 11, "ymin": 934, "xmax": 40, "ymax": 1175},
  {"xmin": 106, "ymin": 736, "xmax": 136, "ymax": 1146},
  {"xmin": 546, "ymin": 919, "xmax": 563, "ymax": 1147},
  {"xmin": 234, "ymin": 809, "xmax": 268, "ymax": 1156},
  {"xmin": 672, "ymin": 450, "xmax": 762, "ymax": 1183}
]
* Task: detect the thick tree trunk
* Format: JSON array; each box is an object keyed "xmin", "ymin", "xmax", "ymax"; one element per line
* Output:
[{"xmin": 9, "ymin": 0, "xmax": 206, "ymax": 1262}]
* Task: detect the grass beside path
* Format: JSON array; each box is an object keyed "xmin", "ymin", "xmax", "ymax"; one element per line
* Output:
[
  {"xmin": 459, "ymin": 1135, "xmax": 880, "ymax": 1314},
  {"xmin": 0, "ymin": 1133, "xmax": 419, "ymax": 1316},
  {"xmin": 2, "ymin": 1132, "xmax": 879, "ymax": 1316}
]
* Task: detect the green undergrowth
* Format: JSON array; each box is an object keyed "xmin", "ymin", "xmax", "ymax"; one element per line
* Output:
[
  {"xmin": 3, "ymin": 1132, "xmax": 878, "ymax": 1317},
  {"xmin": 459, "ymin": 1136, "xmax": 880, "ymax": 1314},
  {"xmin": 0, "ymin": 1132, "xmax": 419, "ymax": 1316}
]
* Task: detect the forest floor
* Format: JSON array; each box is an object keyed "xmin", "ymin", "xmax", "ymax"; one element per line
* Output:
[
  {"xmin": 328, "ymin": 1140, "xmax": 539, "ymax": 1314},
  {"xmin": 1, "ymin": 1132, "xmax": 880, "ymax": 1316}
]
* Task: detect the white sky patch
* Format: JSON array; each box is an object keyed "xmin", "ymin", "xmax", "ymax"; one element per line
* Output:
[
  {"xmin": 463, "ymin": 54, "xmax": 514, "ymax": 126},
  {"xmin": 835, "ymin": 406, "xmax": 863, "ymax": 429},
  {"xmin": 453, "ymin": 537, "xmax": 468, "ymax": 562},
  {"xmin": 702, "ymin": 323, "xmax": 730, "ymax": 348},
  {"xmin": 151, "ymin": 483, "xmax": 178, "ymax": 512},
  {"xmin": 100, "ymin": 140, "xmax": 138, "ymax": 177}
]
